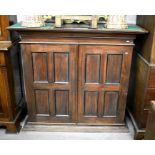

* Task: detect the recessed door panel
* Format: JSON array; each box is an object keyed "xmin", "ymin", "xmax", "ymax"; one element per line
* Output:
[
  {"xmin": 85, "ymin": 54, "xmax": 101, "ymax": 83},
  {"xmin": 103, "ymin": 91, "xmax": 119, "ymax": 116},
  {"xmin": 84, "ymin": 91, "xmax": 98, "ymax": 116},
  {"xmin": 54, "ymin": 53, "xmax": 69, "ymax": 83},
  {"xmin": 32, "ymin": 53, "xmax": 47, "ymax": 82},
  {"xmin": 106, "ymin": 54, "xmax": 123, "ymax": 83},
  {"xmin": 55, "ymin": 90, "xmax": 69, "ymax": 116},
  {"xmin": 35, "ymin": 90, "xmax": 49, "ymax": 115}
]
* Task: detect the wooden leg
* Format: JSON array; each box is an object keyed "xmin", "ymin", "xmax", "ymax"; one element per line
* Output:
[{"xmin": 127, "ymin": 108, "xmax": 145, "ymax": 140}]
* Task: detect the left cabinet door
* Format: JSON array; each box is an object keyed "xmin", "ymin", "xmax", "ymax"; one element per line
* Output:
[{"xmin": 22, "ymin": 44, "xmax": 77, "ymax": 124}]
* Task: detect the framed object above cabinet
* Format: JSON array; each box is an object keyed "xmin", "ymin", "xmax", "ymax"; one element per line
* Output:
[{"xmin": 0, "ymin": 15, "xmax": 9, "ymax": 41}]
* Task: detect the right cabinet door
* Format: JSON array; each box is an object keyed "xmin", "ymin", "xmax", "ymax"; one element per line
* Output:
[{"xmin": 78, "ymin": 45, "xmax": 133, "ymax": 125}]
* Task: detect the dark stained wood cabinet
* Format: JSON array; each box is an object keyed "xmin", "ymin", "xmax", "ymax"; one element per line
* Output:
[
  {"xmin": 8, "ymin": 24, "xmax": 147, "ymax": 126},
  {"xmin": 127, "ymin": 15, "xmax": 155, "ymax": 139},
  {"xmin": 0, "ymin": 15, "xmax": 24, "ymax": 133},
  {"xmin": 0, "ymin": 41, "xmax": 23, "ymax": 132}
]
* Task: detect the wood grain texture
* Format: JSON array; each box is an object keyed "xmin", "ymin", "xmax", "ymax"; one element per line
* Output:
[
  {"xmin": 22, "ymin": 44, "xmax": 77, "ymax": 123},
  {"xmin": 54, "ymin": 53, "xmax": 69, "ymax": 82},
  {"xmin": 32, "ymin": 53, "xmax": 47, "ymax": 82},
  {"xmin": 106, "ymin": 54, "xmax": 123, "ymax": 83},
  {"xmin": 78, "ymin": 45, "xmax": 133, "ymax": 124},
  {"xmin": 35, "ymin": 90, "xmax": 49, "ymax": 115},
  {"xmin": 128, "ymin": 16, "xmax": 155, "ymax": 134},
  {"xmin": 10, "ymin": 27, "xmax": 141, "ymax": 125},
  {"xmin": 132, "ymin": 56, "xmax": 149, "ymax": 128},
  {"xmin": 84, "ymin": 91, "xmax": 98, "ymax": 116},
  {"xmin": 144, "ymin": 89, "xmax": 155, "ymax": 109},
  {"xmin": 137, "ymin": 15, "xmax": 155, "ymax": 63},
  {"xmin": 0, "ymin": 16, "xmax": 9, "ymax": 41},
  {"xmin": 0, "ymin": 52, "xmax": 5, "ymax": 66},
  {"xmin": 131, "ymin": 55, "xmax": 155, "ymax": 129},
  {"xmin": 0, "ymin": 40, "xmax": 24, "ymax": 133},
  {"xmin": 55, "ymin": 90, "xmax": 69, "ymax": 115},
  {"xmin": 145, "ymin": 101, "xmax": 155, "ymax": 139},
  {"xmin": 148, "ymin": 67, "xmax": 155, "ymax": 88},
  {"xmin": 85, "ymin": 54, "xmax": 101, "ymax": 83},
  {"xmin": 0, "ymin": 67, "xmax": 9, "ymax": 119},
  {"xmin": 47, "ymin": 53, "xmax": 54, "ymax": 83},
  {"xmin": 103, "ymin": 91, "xmax": 119, "ymax": 116}
]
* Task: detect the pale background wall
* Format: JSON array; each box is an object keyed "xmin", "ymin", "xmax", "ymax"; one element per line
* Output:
[
  {"xmin": 126, "ymin": 15, "xmax": 136, "ymax": 24},
  {"xmin": 17, "ymin": 15, "xmax": 137, "ymax": 24}
]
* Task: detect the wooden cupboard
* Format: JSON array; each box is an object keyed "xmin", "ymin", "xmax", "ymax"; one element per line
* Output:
[
  {"xmin": 0, "ymin": 41, "xmax": 23, "ymax": 132},
  {"xmin": 8, "ymin": 24, "xmax": 147, "ymax": 126},
  {"xmin": 0, "ymin": 15, "xmax": 24, "ymax": 133},
  {"xmin": 127, "ymin": 15, "xmax": 155, "ymax": 139}
]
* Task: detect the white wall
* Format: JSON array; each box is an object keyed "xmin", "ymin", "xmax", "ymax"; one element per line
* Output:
[
  {"xmin": 126, "ymin": 15, "xmax": 136, "ymax": 24},
  {"xmin": 17, "ymin": 15, "xmax": 137, "ymax": 24}
]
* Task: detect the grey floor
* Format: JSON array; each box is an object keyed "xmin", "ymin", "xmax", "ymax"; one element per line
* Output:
[{"xmin": 0, "ymin": 117, "xmax": 134, "ymax": 140}]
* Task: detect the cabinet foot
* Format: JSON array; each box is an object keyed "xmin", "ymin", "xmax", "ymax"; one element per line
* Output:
[
  {"xmin": 6, "ymin": 123, "xmax": 21, "ymax": 133},
  {"xmin": 127, "ymin": 108, "xmax": 145, "ymax": 140},
  {"xmin": 0, "ymin": 106, "xmax": 26, "ymax": 133}
]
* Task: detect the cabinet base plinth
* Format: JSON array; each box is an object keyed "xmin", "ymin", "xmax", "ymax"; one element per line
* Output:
[
  {"xmin": 127, "ymin": 108, "xmax": 145, "ymax": 140},
  {"xmin": 0, "ymin": 108, "xmax": 25, "ymax": 133}
]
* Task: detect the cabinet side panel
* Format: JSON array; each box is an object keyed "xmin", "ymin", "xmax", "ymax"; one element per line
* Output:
[
  {"xmin": 133, "ymin": 56, "xmax": 149, "ymax": 128},
  {"xmin": 148, "ymin": 67, "xmax": 155, "ymax": 88}
]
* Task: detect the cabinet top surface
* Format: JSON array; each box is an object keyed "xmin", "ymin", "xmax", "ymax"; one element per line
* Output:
[
  {"xmin": 0, "ymin": 41, "xmax": 12, "ymax": 51},
  {"xmin": 8, "ymin": 23, "xmax": 148, "ymax": 35}
]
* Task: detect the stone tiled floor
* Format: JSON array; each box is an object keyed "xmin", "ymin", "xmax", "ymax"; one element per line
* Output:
[
  {"xmin": 0, "ymin": 130, "xmax": 133, "ymax": 140},
  {"xmin": 0, "ymin": 116, "xmax": 134, "ymax": 140}
]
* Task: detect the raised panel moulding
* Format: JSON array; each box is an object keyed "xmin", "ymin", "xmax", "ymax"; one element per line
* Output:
[
  {"xmin": 55, "ymin": 90, "xmax": 69, "ymax": 116},
  {"xmin": 84, "ymin": 91, "xmax": 99, "ymax": 116},
  {"xmin": 103, "ymin": 91, "xmax": 119, "ymax": 117},
  {"xmin": 54, "ymin": 52, "xmax": 69, "ymax": 83},
  {"xmin": 32, "ymin": 53, "xmax": 48, "ymax": 82},
  {"xmin": 35, "ymin": 90, "xmax": 50, "ymax": 115},
  {"xmin": 85, "ymin": 54, "xmax": 101, "ymax": 83},
  {"xmin": 106, "ymin": 54, "xmax": 123, "ymax": 83}
]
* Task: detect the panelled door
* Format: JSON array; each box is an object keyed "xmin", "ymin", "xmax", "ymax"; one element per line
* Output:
[
  {"xmin": 22, "ymin": 44, "xmax": 77, "ymax": 124},
  {"xmin": 78, "ymin": 45, "xmax": 133, "ymax": 125}
]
